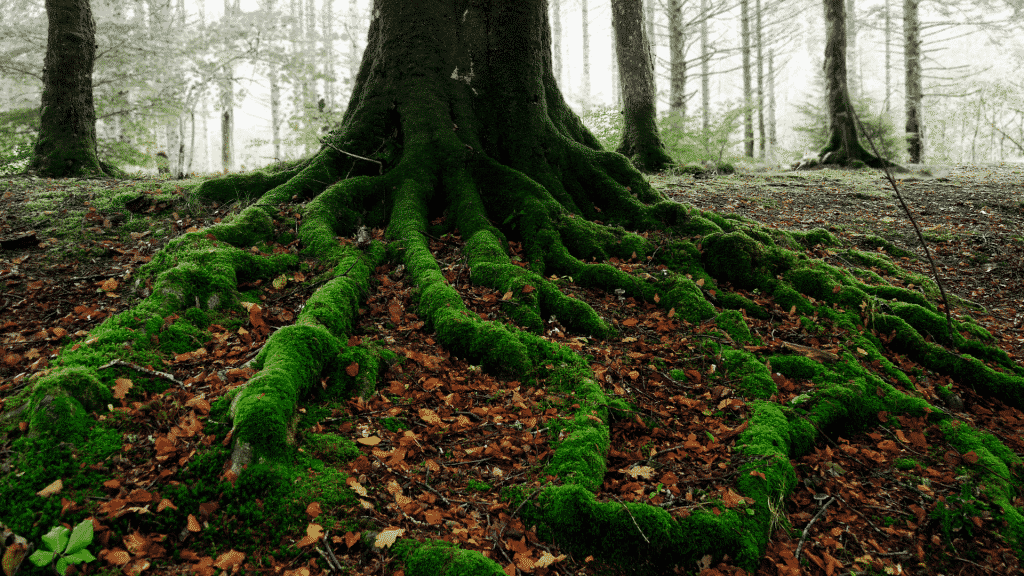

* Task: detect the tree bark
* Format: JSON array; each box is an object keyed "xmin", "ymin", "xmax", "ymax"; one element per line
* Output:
[
  {"xmin": 700, "ymin": 0, "xmax": 710, "ymax": 133},
  {"xmin": 581, "ymin": 0, "xmax": 591, "ymax": 109},
  {"xmin": 613, "ymin": 0, "xmax": 675, "ymax": 172},
  {"xmin": 740, "ymin": 0, "xmax": 754, "ymax": 157},
  {"xmin": 551, "ymin": 0, "xmax": 562, "ymax": 85},
  {"xmin": 667, "ymin": 0, "xmax": 686, "ymax": 117},
  {"xmin": 845, "ymin": 0, "xmax": 858, "ymax": 97},
  {"xmin": 29, "ymin": 0, "xmax": 108, "ymax": 177},
  {"xmin": 819, "ymin": 0, "xmax": 882, "ymax": 166},
  {"xmin": 755, "ymin": 0, "xmax": 765, "ymax": 158},
  {"xmin": 904, "ymin": 0, "xmax": 922, "ymax": 163}
]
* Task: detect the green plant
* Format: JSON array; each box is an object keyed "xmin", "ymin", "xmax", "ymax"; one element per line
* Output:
[
  {"xmin": 578, "ymin": 104, "xmax": 624, "ymax": 152},
  {"xmin": 658, "ymin": 101, "xmax": 747, "ymax": 163},
  {"xmin": 29, "ymin": 519, "xmax": 96, "ymax": 576}
]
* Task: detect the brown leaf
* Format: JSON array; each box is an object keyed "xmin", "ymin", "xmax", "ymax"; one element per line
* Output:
[
  {"xmin": 212, "ymin": 550, "xmax": 245, "ymax": 570},
  {"xmin": 187, "ymin": 514, "xmax": 202, "ymax": 532},
  {"xmin": 101, "ymin": 278, "xmax": 118, "ymax": 292},
  {"xmin": 962, "ymin": 451, "xmax": 979, "ymax": 464},
  {"xmin": 346, "ymin": 362, "xmax": 360, "ymax": 377},
  {"xmin": 374, "ymin": 527, "xmax": 404, "ymax": 549},
  {"xmin": 36, "ymin": 479, "xmax": 62, "ymax": 497},
  {"xmin": 522, "ymin": 284, "xmax": 535, "ymax": 294},
  {"xmin": 344, "ymin": 532, "xmax": 361, "ymax": 548},
  {"xmin": 355, "ymin": 436, "xmax": 380, "ymax": 446},
  {"xmin": 305, "ymin": 502, "xmax": 322, "ymax": 518}
]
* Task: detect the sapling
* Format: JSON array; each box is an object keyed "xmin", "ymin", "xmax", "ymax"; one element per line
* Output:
[{"xmin": 28, "ymin": 519, "xmax": 96, "ymax": 576}]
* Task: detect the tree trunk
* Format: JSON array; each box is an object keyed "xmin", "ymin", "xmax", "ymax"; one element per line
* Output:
[
  {"xmin": 884, "ymin": 0, "xmax": 891, "ymax": 112},
  {"xmin": 323, "ymin": 0, "xmax": 334, "ymax": 110},
  {"xmin": 700, "ymin": 0, "xmax": 710, "ymax": 133},
  {"xmin": 581, "ymin": 0, "xmax": 591, "ymax": 109},
  {"xmin": 740, "ymin": 0, "xmax": 754, "ymax": 157},
  {"xmin": 613, "ymin": 0, "xmax": 675, "ymax": 172},
  {"xmin": 29, "ymin": 0, "xmax": 108, "ymax": 177},
  {"xmin": 904, "ymin": 0, "xmax": 922, "ymax": 163},
  {"xmin": 667, "ymin": 0, "xmax": 686, "ymax": 117},
  {"xmin": 845, "ymin": 0, "xmax": 858, "ymax": 97},
  {"xmin": 819, "ymin": 0, "xmax": 882, "ymax": 166},
  {"xmin": 755, "ymin": 0, "xmax": 765, "ymax": 158},
  {"xmin": 551, "ymin": 0, "xmax": 562, "ymax": 85},
  {"xmin": 194, "ymin": 0, "xmax": 693, "ymax": 466},
  {"xmin": 271, "ymin": 65, "xmax": 283, "ymax": 162},
  {"xmin": 767, "ymin": 49, "xmax": 777, "ymax": 151}
]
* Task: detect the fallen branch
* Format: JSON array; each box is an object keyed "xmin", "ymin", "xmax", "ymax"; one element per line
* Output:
[
  {"xmin": 852, "ymin": 108, "xmax": 955, "ymax": 339},
  {"xmin": 794, "ymin": 496, "xmax": 834, "ymax": 561},
  {"xmin": 96, "ymin": 359, "xmax": 182, "ymax": 386},
  {"xmin": 614, "ymin": 496, "xmax": 650, "ymax": 544}
]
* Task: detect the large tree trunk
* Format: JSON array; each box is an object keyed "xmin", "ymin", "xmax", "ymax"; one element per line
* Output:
[
  {"xmin": 700, "ymin": 0, "xmax": 710, "ymax": 133},
  {"xmin": 904, "ymin": 0, "xmax": 923, "ymax": 163},
  {"xmin": 29, "ymin": 0, "xmax": 108, "ymax": 177},
  {"xmin": 819, "ymin": 0, "xmax": 882, "ymax": 166},
  {"xmin": 612, "ymin": 0, "xmax": 674, "ymax": 172}
]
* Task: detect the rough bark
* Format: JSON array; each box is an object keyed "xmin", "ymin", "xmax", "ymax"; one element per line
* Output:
[
  {"xmin": 551, "ymin": 0, "xmax": 562, "ymax": 84},
  {"xmin": 29, "ymin": 0, "xmax": 108, "ymax": 177},
  {"xmin": 740, "ymin": 0, "xmax": 754, "ymax": 157},
  {"xmin": 581, "ymin": 0, "xmax": 591, "ymax": 109},
  {"xmin": 819, "ymin": 0, "xmax": 883, "ymax": 167},
  {"xmin": 755, "ymin": 0, "xmax": 765, "ymax": 158},
  {"xmin": 904, "ymin": 0, "xmax": 922, "ymax": 163},
  {"xmin": 845, "ymin": 0, "xmax": 858, "ymax": 97},
  {"xmin": 613, "ymin": 0, "xmax": 675, "ymax": 172}
]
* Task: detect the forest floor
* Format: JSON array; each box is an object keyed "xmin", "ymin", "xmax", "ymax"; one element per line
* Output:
[{"xmin": 0, "ymin": 163, "xmax": 1022, "ymax": 576}]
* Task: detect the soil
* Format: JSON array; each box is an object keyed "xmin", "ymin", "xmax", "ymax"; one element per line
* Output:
[{"xmin": 1, "ymin": 164, "xmax": 1023, "ymax": 576}]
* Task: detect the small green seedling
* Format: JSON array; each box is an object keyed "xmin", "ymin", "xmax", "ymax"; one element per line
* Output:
[{"xmin": 28, "ymin": 519, "xmax": 96, "ymax": 576}]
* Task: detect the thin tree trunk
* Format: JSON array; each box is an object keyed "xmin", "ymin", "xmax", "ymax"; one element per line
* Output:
[
  {"xmin": 187, "ymin": 108, "xmax": 195, "ymax": 175},
  {"xmin": 755, "ymin": 0, "xmax": 765, "ymax": 157},
  {"xmin": 221, "ymin": 0, "xmax": 235, "ymax": 172},
  {"xmin": 904, "ymin": 0, "xmax": 922, "ymax": 162},
  {"xmin": 612, "ymin": 0, "xmax": 674, "ymax": 172},
  {"xmin": 884, "ymin": 0, "xmax": 891, "ymax": 112},
  {"xmin": 581, "ymin": 0, "xmax": 591, "ymax": 109},
  {"xmin": 700, "ymin": 0, "xmax": 710, "ymax": 133},
  {"xmin": 768, "ymin": 49, "xmax": 777, "ymax": 151},
  {"xmin": 324, "ymin": 0, "xmax": 334, "ymax": 110},
  {"xmin": 668, "ymin": 0, "xmax": 686, "ymax": 118},
  {"xmin": 740, "ymin": 0, "xmax": 753, "ymax": 157},
  {"xmin": 175, "ymin": 114, "xmax": 186, "ymax": 177},
  {"xmin": 845, "ymin": 0, "xmax": 858, "ymax": 97}
]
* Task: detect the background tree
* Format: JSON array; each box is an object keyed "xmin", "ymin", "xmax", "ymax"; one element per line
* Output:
[
  {"xmin": 29, "ymin": 0, "xmax": 108, "ymax": 176},
  {"xmin": 612, "ymin": 0, "xmax": 674, "ymax": 171},
  {"xmin": 818, "ymin": 0, "xmax": 883, "ymax": 166},
  {"xmin": 904, "ymin": 0, "xmax": 922, "ymax": 162}
]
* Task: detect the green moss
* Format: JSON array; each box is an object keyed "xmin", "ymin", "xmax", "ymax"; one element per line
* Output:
[
  {"xmin": 767, "ymin": 355, "xmax": 824, "ymax": 380},
  {"xmin": 701, "ymin": 232, "xmax": 764, "ymax": 289},
  {"xmin": 721, "ymin": 349, "xmax": 775, "ymax": 398},
  {"xmin": 715, "ymin": 310, "xmax": 757, "ymax": 345},
  {"xmin": 304, "ymin": 433, "xmax": 361, "ymax": 464},
  {"xmin": 392, "ymin": 539, "xmax": 506, "ymax": 576},
  {"xmin": 791, "ymin": 227, "xmax": 840, "ymax": 248},
  {"xmin": 715, "ymin": 291, "xmax": 770, "ymax": 320}
]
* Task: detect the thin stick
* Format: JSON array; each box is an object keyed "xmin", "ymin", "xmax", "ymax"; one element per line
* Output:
[
  {"xmin": 323, "ymin": 142, "xmax": 383, "ymax": 175},
  {"xmin": 614, "ymin": 496, "xmax": 650, "ymax": 544},
  {"xmin": 794, "ymin": 496, "xmax": 834, "ymax": 561},
  {"xmin": 97, "ymin": 359, "xmax": 182, "ymax": 385},
  {"xmin": 851, "ymin": 109, "xmax": 955, "ymax": 339}
]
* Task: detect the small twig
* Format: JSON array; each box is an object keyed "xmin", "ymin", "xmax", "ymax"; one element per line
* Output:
[
  {"xmin": 614, "ymin": 496, "xmax": 650, "ymax": 544},
  {"xmin": 323, "ymin": 141, "xmax": 383, "ymax": 175},
  {"xmin": 794, "ymin": 496, "xmax": 834, "ymax": 561},
  {"xmin": 318, "ymin": 531, "xmax": 345, "ymax": 572},
  {"xmin": 851, "ymin": 108, "xmax": 955, "ymax": 339},
  {"xmin": 372, "ymin": 454, "xmax": 451, "ymax": 507},
  {"xmin": 96, "ymin": 359, "xmax": 182, "ymax": 385}
]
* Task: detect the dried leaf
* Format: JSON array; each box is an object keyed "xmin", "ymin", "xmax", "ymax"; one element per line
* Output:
[
  {"xmin": 374, "ymin": 527, "xmax": 405, "ymax": 549},
  {"xmin": 346, "ymin": 362, "xmax": 359, "ymax": 377},
  {"xmin": 187, "ymin": 514, "xmax": 202, "ymax": 532},
  {"xmin": 101, "ymin": 278, "xmax": 119, "ymax": 292},
  {"xmin": 355, "ymin": 436, "xmax": 380, "ymax": 446},
  {"xmin": 305, "ymin": 502, "xmax": 322, "ymax": 517},
  {"xmin": 212, "ymin": 549, "xmax": 245, "ymax": 571},
  {"xmin": 344, "ymin": 532, "xmax": 361, "ymax": 548},
  {"xmin": 36, "ymin": 479, "xmax": 62, "ymax": 497}
]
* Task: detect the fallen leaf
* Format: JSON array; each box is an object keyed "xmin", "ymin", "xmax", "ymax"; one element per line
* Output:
[
  {"xmin": 374, "ymin": 527, "xmax": 404, "ymax": 549},
  {"xmin": 346, "ymin": 362, "xmax": 359, "ymax": 377},
  {"xmin": 212, "ymin": 550, "xmax": 245, "ymax": 571},
  {"xmin": 305, "ymin": 502, "xmax": 322, "ymax": 517},
  {"xmin": 36, "ymin": 479, "xmax": 62, "ymax": 497},
  {"xmin": 355, "ymin": 436, "xmax": 380, "ymax": 446}
]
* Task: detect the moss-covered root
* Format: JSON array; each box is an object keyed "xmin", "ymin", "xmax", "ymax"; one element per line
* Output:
[
  {"xmin": 387, "ymin": 171, "xmax": 532, "ymax": 377},
  {"xmin": 391, "ymin": 539, "xmax": 506, "ymax": 576},
  {"xmin": 228, "ymin": 240, "xmax": 385, "ymax": 470}
]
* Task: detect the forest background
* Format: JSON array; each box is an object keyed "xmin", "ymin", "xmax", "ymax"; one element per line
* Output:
[{"xmin": 3, "ymin": 0, "xmax": 1024, "ymax": 176}]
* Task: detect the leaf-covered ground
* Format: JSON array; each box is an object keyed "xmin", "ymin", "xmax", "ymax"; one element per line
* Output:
[{"xmin": 1, "ymin": 164, "xmax": 1022, "ymax": 576}]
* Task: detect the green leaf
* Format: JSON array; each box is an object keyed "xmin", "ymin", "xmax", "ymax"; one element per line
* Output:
[
  {"xmin": 40, "ymin": 525, "xmax": 70, "ymax": 553},
  {"xmin": 28, "ymin": 550, "xmax": 55, "ymax": 567},
  {"xmin": 65, "ymin": 520, "xmax": 94, "ymax": 555},
  {"xmin": 56, "ymin": 556, "xmax": 71, "ymax": 576},
  {"xmin": 66, "ymin": 549, "xmax": 96, "ymax": 564}
]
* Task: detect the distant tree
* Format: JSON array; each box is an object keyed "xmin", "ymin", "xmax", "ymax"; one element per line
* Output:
[
  {"xmin": 817, "ymin": 0, "xmax": 884, "ymax": 166},
  {"xmin": 29, "ymin": 0, "xmax": 109, "ymax": 176},
  {"xmin": 903, "ymin": 0, "xmax": 922, "ymax": 162},
  {"xmin": 740, "ymin": 0, "xmax": 753, "ymax": 157},
  {"xmin": 612, "ymin": 0, "xmax": 674, "ymax": 171}
]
